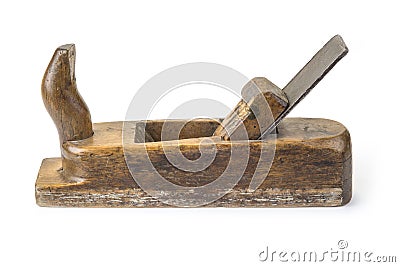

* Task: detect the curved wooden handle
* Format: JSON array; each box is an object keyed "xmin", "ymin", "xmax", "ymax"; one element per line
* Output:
[{"xmin": 42, "ymin": 44, "xmax": 93, "ymax": 145}]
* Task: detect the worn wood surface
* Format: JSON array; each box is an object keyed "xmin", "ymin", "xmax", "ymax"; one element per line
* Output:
[
  {"xmin": 41, "ymin": 44, "xmax": 93, "ymax": 146},
  {"xmin": 36, "ymin": 42, "xmax": 351, "ymax": 208},
  {"xmin": 36, "ymin": 118, "xmax": 352, "ymax": 207},
  {"xmin": 214, "ymin": 77, "xmax": 288, "ymax": 140}
]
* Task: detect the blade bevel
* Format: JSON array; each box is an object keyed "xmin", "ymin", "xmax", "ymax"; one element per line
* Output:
[{"xmin": 259, "ymin": 35, "xmax": 348, "ymax": 139}]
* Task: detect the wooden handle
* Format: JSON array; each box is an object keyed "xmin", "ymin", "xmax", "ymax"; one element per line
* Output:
[{"xmin": 42, "ymin": 44, "xmax": 93, "ymax": 145}]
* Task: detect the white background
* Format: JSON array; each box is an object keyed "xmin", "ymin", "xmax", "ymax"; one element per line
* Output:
[{"xmin": 0, "ymin": 1, "xmax": 399, "ymax": 266}]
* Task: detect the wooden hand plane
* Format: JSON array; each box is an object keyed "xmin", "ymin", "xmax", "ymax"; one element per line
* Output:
[{"xmin": 36, "ymin": 35, "xmax": 352, "ymax": 208}]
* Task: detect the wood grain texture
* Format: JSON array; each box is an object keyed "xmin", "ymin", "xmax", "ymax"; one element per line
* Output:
[
  {"xmin": 214, "ymin": 77, "xmax": 288, "ymax": 140},
  {"xmin": 41, "ymin": 44, "xmax": 93, "ymax": 146},
  {"xmin": 36, "ymin": 118, "xmax": 352, "ymax": 207}
]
